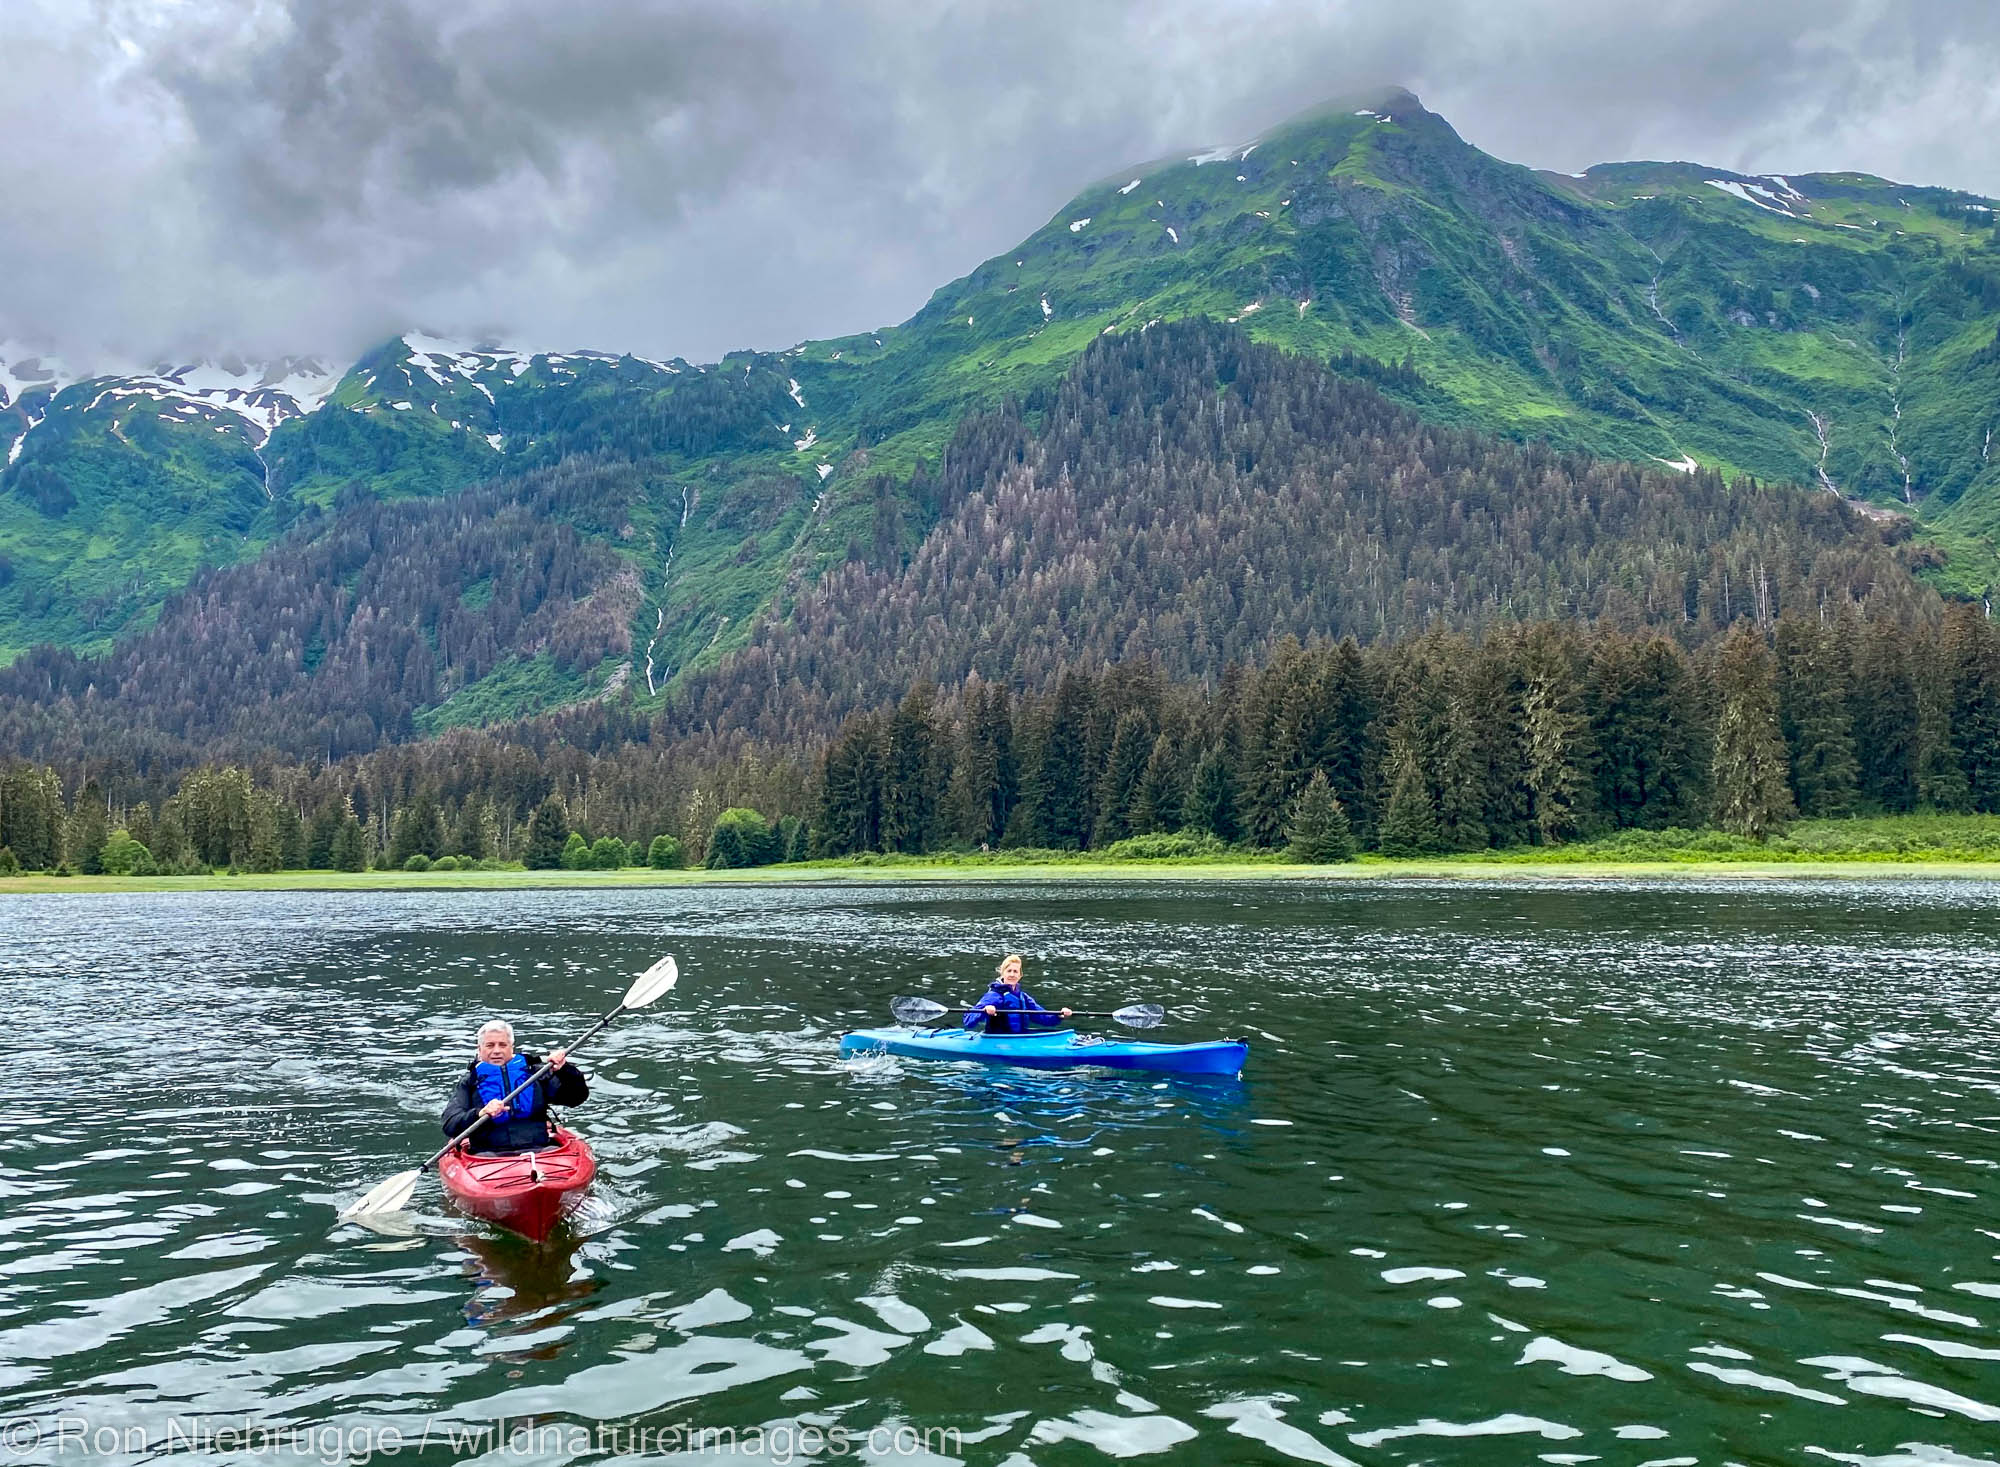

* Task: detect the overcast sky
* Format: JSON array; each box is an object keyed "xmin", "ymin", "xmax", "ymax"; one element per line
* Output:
[{"xmin": 7, "ymin": 0, "xmax": 2000, "ymax": 369}]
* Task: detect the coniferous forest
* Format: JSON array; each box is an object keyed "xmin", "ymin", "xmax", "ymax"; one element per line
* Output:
[
  {"xmin": 5, "ymin": 598, "xmax": 1999, "ymax": 877},
  {"xmin": 0, "ymin": 324, "xmax": 1991, "ymax": 876},
  {"xmin": 0, "ymin": 326, "xmax": 1940, "ymax": 769}
]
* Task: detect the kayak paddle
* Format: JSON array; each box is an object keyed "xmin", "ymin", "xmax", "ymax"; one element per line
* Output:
[
  {"xmin": 341, "ymin": 954, "xmax": 679, "ymax": 1221},
  {"xmin": 890, "ymin": 995, "xmax": 1166, "ymax": 1030}
]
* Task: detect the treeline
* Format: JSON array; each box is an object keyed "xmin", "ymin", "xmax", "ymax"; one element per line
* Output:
[
  {"xmin": 806, "ymin": 606, "xmax": 1983, "ymax": 858},
  {"xmin": 7, "ymin": 603, "xmax": 1997, "ymax": 875}
]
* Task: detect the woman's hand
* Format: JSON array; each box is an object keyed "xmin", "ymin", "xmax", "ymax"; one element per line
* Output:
[
  {"xmin": 984, "ymin": 1005, "xmax": 999, "ymax": 1016},
  {"xmin": 481, "ymin": 1099, "xmax": 508, "ymax": 1118},
  {"xmin": 1060, "ymin": 1007, "xmax": 1073, "ymax": 1018},
  {"xmin": 549, "ymin": 1048, "xmax": 568, "ymax": 1069}
]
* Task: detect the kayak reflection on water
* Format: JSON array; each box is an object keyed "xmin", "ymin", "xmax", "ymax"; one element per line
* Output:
[
  {"xmin": 456, "ymin": 1228, "xmax": 600, "ymax": 1342},
  {"xmin": 442, "ymin": 1018, "xmax": 590, "ymax": 1153},
  {"xmin": 962, "ymin": 954, "xmax": 1073, "ymax": 1033}
]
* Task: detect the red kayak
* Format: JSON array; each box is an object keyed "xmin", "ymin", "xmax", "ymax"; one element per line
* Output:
[{"xmin": 436, "ymin": 1126, "xmax": 596, "ymax": 1242}]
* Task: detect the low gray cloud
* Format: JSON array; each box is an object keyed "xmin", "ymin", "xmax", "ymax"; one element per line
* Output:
[{"xmin": 7, "ymin": 0, "xmax": 2000, "ymax": 368}]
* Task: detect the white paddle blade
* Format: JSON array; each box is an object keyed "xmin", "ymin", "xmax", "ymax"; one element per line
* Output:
[
  {"xmin": 624, "ymin": 955, "xmax": 679, "ymax": 1010},
  {"xmin": 1113, "ymin": 1003, "xmax": 1166, "ymax": 1030},
  {"xmin": 342, "ymin": 1168, "xmax": 420, "ymax": 1220},
  {"xmin": 891, "ymin": 996, "xmax": 950, "ymax": 1025}
]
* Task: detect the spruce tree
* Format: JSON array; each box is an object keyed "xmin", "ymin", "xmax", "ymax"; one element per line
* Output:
[
  {"xmin": 1940, "ymin": 603, "xmax": 2000, "ymax": 812},
  {"xmin": 1029, "ymin": 671, "xmax": 1094, "ymax": 848},
  {"xmin": 1182, "ymin": 746, "xmax": 1240, "ymax": 842},
  {"xmin": 1131, "ymin": 732, "xmax": 1185, "ymax": 835},
  {"xmin": 1286, "ymin": 771, "xmax": 1354, "ymax": 862},
  {"xmin": 1094, "ymin": 710, "xmax": 1153, "ymax": 845},
  {"xmin": 882, "ymin": 684, "xmax": 939, "ymax": 853},
  {"xmin": 277, "ymin": 802, "xmax": 307, "ymax": 870},
  {"xmin": 332, "ymin": 817, "xmax": 366, "ymax": 872},
  {"xmin": 451, "ymin": 799, "xmax": 490, "ymax": 861},
  {"xmin": 1521, "ymin": 646, "xmax": 1593, "ymax": 844},
  {"xmin": 814, "ymin": 715, "xmax": 884, "ymax": 855},
  {"xmin": 1709, "ymin": 628, "xmax": 1795, "ymax": 840},
  {"xmin": 1850, "ymin": 619, "xmax": 1918, "ymax": 812},
  {"xmin": 1377, "ymin": 740, "xmax": 1443, "ymax": 856},
  {"xmin": 1774, "ymin": 615, "xmax": 1859, "ymax": 818},
  {"xmin": 1589, "ymin": 635, "xmax": 1705, "ymax": 829},
  {"xmin": 68, "ymin": 787, "xmax": 111, "ymax": 875},
  {"xmin": 0, "ymin": 767, "xmax": 61, "ymax": 870},
  {"xmin": 963, "ymin": 683, "xmax": 1019, "ymax": 846},
  {"xmin": 523, "ymin": 798, "xmax": 568, "ymax": 870},
  {"xmin": 246, "ymin": 795, "xmax": 285, "ymax": 873}
]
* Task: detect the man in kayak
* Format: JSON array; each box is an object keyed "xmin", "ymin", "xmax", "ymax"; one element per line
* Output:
[
  {"xmin": 441, "ymin": 1019, "xmax": 590, "ymax": 1153},
  {"xmin": 963, "ymin": 954, "xmax": 1073, "ymax": 1033}
]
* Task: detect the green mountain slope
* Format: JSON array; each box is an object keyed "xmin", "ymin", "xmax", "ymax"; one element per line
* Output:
[
  {"xmin": 5, "ymin": 86, "xmax": 2000, "ymax": 707},
  {"xmin": 0, "ymin": 322, "xmax": 1936, "ymax": 766}
]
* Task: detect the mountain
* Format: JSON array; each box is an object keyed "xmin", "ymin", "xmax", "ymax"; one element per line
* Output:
[
  {"xmin": 3, "ymin": 87, "xmax": 1996, "ymax": 732},
  {"xmin": 0, "ymin": 323, "xmax": 1937, "ymax": 767}
]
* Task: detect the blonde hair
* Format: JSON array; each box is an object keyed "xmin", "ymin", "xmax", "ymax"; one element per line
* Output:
[{"xmin": 996, "ymin": 954, "xmax": 1023, "ymax": 977}]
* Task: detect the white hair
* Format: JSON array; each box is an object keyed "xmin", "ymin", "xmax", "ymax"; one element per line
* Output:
[{"xmin": 476, "ymin": 1019, "xmax": 514, "ymax": 1043}]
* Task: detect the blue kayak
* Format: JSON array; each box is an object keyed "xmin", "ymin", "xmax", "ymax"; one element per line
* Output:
[{"xmin": 839, "ymin": 1026, "xmax": 1249, "ymax": 1076}]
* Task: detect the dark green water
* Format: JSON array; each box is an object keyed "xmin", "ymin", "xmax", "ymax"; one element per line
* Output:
[{"xmin": 4, "ymin": 880, "xmax": 2000, "ymax": 1465}]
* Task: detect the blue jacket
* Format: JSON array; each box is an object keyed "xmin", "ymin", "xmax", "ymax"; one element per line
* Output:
[
  {"xmin": 441, "ymin": 1051, "xmax": 589, "ymax": 1153},
  {"xmin": 962, "ymin": 982, "xmax": 1064, "ymax": 1034}
]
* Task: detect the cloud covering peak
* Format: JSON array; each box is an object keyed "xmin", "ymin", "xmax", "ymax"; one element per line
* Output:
[{"xmin": 9, "ymin": 0, "xmax": 2000, "ymax": 367}]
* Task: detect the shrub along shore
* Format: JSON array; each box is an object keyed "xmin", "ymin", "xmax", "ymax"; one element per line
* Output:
[{"xmin": 6, "ymin": 816, "xmax": 2000, "ymax": 894}]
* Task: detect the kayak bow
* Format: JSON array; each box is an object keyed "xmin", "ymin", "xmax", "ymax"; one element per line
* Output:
[
  {"xmin": 436, "ymin": 1125, "xmax": 597, "ymax": 1242},
  {"xmin": 839, "ymin": 1026, "xmax": 1248, "ymax": 1077}
]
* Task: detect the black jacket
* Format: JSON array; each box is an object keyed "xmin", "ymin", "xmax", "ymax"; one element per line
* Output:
[{"xmin": 441, "ymin": 1051, "xmax": 590, "ymax": 1154}]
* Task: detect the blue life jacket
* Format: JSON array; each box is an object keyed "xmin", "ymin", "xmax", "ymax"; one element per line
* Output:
[
  {"xmin": 473, "ymin": 1056, "xmax": 544, "ymax": 1123},
  {"xmin": 962, "ymin": 983, "xmax": 1063, "ymax": 1034}
]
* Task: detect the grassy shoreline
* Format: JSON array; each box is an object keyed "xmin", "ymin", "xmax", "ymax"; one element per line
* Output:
[{"xmin": 7, "ymin": 852, "xmax": 2000, "ymax": 894}]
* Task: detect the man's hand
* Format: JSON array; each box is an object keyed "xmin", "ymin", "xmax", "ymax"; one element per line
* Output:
[
  {"xmin": 1059, "ymin": 1007, "xmax": 1073, "ymax": 1018},
  {"xmin": 481, "ymin": 1099, "xmax": 507, "ymax": 1118},
  {"xmin": 984, "ymin": 1004, "xmax": 999, "ymax": 1016},
  {"xmin": 549, "ymin": 1048, "xmax": 568, "ymax": 1069}
]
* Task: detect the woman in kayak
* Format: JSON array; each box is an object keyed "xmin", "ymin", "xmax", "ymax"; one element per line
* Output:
[
  {"xmin": 441, "ymin": 1019, "xmax": 590, "ymax": 1154},
  {"xmin": 963, "ymin": 954, "xmax": 1073, "ymax": 1033}
]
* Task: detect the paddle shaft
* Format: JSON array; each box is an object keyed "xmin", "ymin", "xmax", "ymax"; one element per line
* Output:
[
  {"xmin": 970, "ymin": 1008, "xmax": 1127, "ymax": 1019},
  {"xmin": 421, "ymin": 1002, "xmax": 626, "ymax": 1172}
]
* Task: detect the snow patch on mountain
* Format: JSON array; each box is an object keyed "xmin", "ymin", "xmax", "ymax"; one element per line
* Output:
[
  {"xmin": 16, "ymin": 354, "xmax": 341, "ymax": 450},
  {"xmin": 0, "ymin": 346, "xmax": 78, "ymax": 413},
  {"xmin": 1, "ymin": 346, "xmax": 79, "ymax": 463},
  {"xmin": 1706, "ymin": 179, "xmax": 1796, "ymax": 216},
  {"xmin": 1117, "ymin": 179, "xmax": 1142, "ymax": 195}
]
